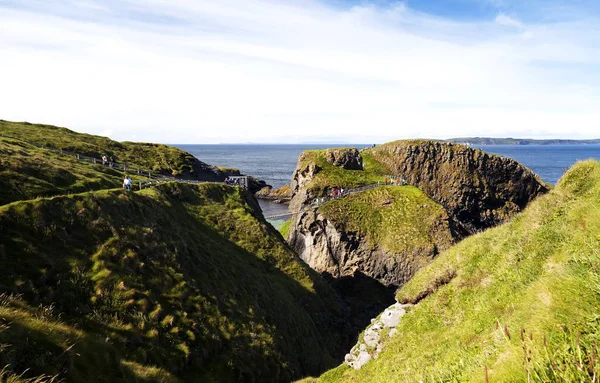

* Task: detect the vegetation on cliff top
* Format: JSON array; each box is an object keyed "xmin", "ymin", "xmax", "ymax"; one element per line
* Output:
[
  {"xmin": 310, "ymin": 160, "xmax": 600, "ymax": 382},
  {"xmin": 0, "ymin": 136, "xmax": 146, "ymax": 205},
  {"xmin": 0, "ymin": 183, "xmax": 346, "ymax": 382},
  {"xmin": 319, "ymin": 186, "xmax": 454, "ymax": 257},
  {"xmin": 0, "ymin": 120, "xmax": 224, "ymax": 178}
]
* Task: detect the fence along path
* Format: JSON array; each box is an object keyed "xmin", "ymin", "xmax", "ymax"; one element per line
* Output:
[
  {"xmin": 263, "ymin": 181, "xmax": 406, "ymax": 220},
  {"xmin": 0, "ymin": 133, "xmax": 244, "ymax": 190}
]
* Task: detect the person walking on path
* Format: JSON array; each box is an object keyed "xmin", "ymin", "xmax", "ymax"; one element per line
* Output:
[
  {"xmin": 102, "ymin": 155, "xmax": 108, "ymax": 166},
  {"xmin": 123, "ymin": 176, "xmax": 132, "ymax": 191}
]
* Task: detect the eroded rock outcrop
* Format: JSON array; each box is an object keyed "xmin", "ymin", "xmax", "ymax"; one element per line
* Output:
[
  {"xmin": 325, "ymin": 148, "xmax": 363, "ymax": 170},
  {"xmin": 366, "ymin": 141, "xmax": 550, "ymax": 234},
  {"xmin": 286, "ymin": 141, "xmax": 549, "ymax": 291},
  {"xmin": 345, "ymin": 302, "xmax": 412, "ymax": 370},
  {"xmin": 289, "ymin": 186, "xmax": 455, "ymax": 287}
]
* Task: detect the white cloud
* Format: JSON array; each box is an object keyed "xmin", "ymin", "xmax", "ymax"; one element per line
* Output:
[
  {"xmin": 0, "ymin": 0, "xmax": 599, "ymax": 143},
  {"xmin": 495, "ymin": 13, "xmax": 524, "ymax": 28}
]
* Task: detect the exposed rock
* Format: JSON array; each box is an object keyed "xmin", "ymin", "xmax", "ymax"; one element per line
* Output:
[
  {"xmin": 255, "ymin": 184, "xmax": 292, "ymax": 202},
  {"xmin": 288, "ymin": 195, "xmax": 455, "ymax": 288},
  {"xmin": 366, "ymin": 141, "xmax": 550, "ymax": 234},
  {"xmin": 345, "ymin": 302, "xmax": 411, "ymax": 370},
  {"xmin": 324, "ymin": 148, "xmax": 363, "ymax": 170},
  {"xmin": 286, "ymin": 141, "xmax": 548, "ymax": 290}
]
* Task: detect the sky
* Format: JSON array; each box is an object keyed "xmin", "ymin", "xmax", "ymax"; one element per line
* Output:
[{"xmin": 1, "ymin": 0, "xmax": 599, "ymax": 143}]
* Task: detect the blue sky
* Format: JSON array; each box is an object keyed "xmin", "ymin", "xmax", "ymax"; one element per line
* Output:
[{"xmin": 0, "ymin": 0, "xmax": 599, "ymax": 143}]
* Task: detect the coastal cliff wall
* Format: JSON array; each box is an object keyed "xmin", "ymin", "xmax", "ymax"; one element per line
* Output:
[
  {"xmin": 365, "ymin": 140, "xmax": 550, "ymax": 234},
  {"xmin": 287, "ymin": 142, "xmax": 549, "ymax": 289},
  {"xmin": 289, "ymin": 187, "xmax": 455, "ymax": 287}
]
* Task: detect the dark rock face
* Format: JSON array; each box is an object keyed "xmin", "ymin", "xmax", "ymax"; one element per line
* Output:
[
  {"xmin": 290, "ymin": 154, "xmax": 323, "ymax": 212},
  {"xmin": 289, "ymin": 208, "xmax": 454, "ymax": 288},
  {"xmin": 325, "ymin": 148, "xmax": 363, "ymax": 170},
  {"xmin": 367, "ymin": 141, "xmax": 550, "ymax": 234}
]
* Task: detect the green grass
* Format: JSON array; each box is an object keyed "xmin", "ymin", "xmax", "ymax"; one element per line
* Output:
[
  {"xmin": 297, "ymin": 149, "xmax": 388, "ymax": 197},
  {"xmin": 0, "ymin": 137, "xmax": 146, "ymax": 205},
  {"xmin": 313, "ymin": 159, "xmax": 600, "ymax": 382},
  {"xmin": 0, "ymin": 183, "xmax": 347, "ymax": 382},
  {"xmin": 279, "ymin": 219, "xmax": 292, "ymax": 239},
  {"xmin": 319, "ymin": 186, "xmax": 454, "ymax": 256},
  {"xmin": 0, "ymin": 120, "xmax": 223, "ymax": 178}
]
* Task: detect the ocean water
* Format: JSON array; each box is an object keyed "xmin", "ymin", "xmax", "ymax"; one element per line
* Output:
[
  {"xmin": 175, "ymin": 143, "xmax": 600, "ymax": 227},
  {"xmin": 177, "ymin": 143, "xmax": 600, "ymax": 187},
  {"xmin": 176, "ymin": 144, "xmax": 371, "ymax": 189}
]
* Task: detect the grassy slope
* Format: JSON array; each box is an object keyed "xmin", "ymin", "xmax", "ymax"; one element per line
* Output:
[
  {"xmin": 319, "ymin": 186, "xmax": 454, "ymax": 257},
  {"xmin": 0, "ymin": 183, "xmax": 346, "ymax": 382},
  {"xmin": 311, "ymin": 160, "xmax": 600, "ymax": 382},
  {"xmin": 0, "ymin": 137, "xmax": 147, "ymax": 206},
  {"xmin": 279, "ymin": 219, "xmax": 292, "ymax": 239},
  {"xmin": 0, "ymin": 120, "xmax": 207, "ymax": 177}
]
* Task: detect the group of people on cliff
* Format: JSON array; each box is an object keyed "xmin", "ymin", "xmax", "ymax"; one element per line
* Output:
[
  {"xmin": 101, "ymin": 155, "xmax": 116, "ymax": 167},
  {"xmin": 331, "ymin": 187, "xmax": 345, "ymax": 199}
]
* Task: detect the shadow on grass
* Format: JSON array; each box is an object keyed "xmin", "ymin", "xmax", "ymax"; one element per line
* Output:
[{"xmin": 0, "ymin": 184, "xmax": 352, "ymax": 382}]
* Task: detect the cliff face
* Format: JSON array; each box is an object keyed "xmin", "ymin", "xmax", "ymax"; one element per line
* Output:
[
  {"xmin": 289, "ymin": 148, "xmax": 365, "ymax": 213},
  {"xmin": 287, "ymin": 141, "xmax": 549, "ymax": 290},
  {"xmin": 289, "ymin": 187, "xmax": 455, "ymax": 287},
  {"xmin": 366, "ymin": 140, "xmax": 550, "ymax": 234}
]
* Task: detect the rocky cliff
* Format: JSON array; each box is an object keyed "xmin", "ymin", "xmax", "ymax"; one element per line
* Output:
[
  {"xmin": 365, "ymin": 140, "xmax": 550, "ymax": 234},
  {"xmin": 287, "ymin": 141, "xmax": 549, "ymax": 291},
  {"xmin": 290, "ymin": 187, "xmax": 455, "ymax": 287}
]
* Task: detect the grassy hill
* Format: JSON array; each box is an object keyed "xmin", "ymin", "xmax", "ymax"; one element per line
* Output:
[
  {"xmin": 0, "ymin": 183, "xmax": 347, "ymax": 382},
  {"xmin": 307, "ymin": 159, "xmax": 600, "ymax": 382},
  {"xmin": 0, "ymin": 136, "xmax": 148, "ymax": 206},
  {"xmin": 0, "ymin": 120, "xmax": 226, "ymax": 179}
]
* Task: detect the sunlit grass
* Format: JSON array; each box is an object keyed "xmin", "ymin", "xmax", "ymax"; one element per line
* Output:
[{"xmin": 314, "ymin": 160, "xmax": 600, "ymax": 382}]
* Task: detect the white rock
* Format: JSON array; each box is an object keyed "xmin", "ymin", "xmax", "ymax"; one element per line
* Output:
[
  {"xmin": 363, "ymin": 328, "xmax": 381, "ymax": 348},
  {"xmin": 381, "ymin": 303, "xmax": 406, "ymax": 328},
  {"xmin": 389, "ymin": 328, "xmax": 398, "ymax": 338},
  {"xmin": 352, "ymin": 351, "xmax": 372, "ymax": 370}
]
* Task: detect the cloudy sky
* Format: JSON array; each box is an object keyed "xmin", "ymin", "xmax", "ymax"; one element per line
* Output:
[{"xmin": 1, "ymin": 0, "xmax": 599, "ymax": 143}]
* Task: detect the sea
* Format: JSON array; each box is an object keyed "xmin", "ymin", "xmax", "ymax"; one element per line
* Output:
[{"xmin": 176, "ymin": 144, "xmax": 600, "ymax": 228}]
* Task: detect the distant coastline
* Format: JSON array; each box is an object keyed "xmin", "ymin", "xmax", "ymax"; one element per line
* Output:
[{"xmin": 446, "ymin": 137, "xmax": 600, "ymax": 146}]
